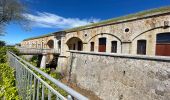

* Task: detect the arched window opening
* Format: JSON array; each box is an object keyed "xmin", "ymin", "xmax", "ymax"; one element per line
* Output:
[
  {"xmin": 66, "ymin": 37, "xmax": 83, "ymax": 51},
  {"xmin": 47, "ymin": 40, "xmax": 54, "ymax": 49}
]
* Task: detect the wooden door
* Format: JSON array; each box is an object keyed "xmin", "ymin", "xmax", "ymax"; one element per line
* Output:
[
  {"xmin": 137, "ymin": 40, "xmax": 146, "ymax": 55},
  {"xmin": 156, "ymin": 33, "xmax": 170, "ymax": 56},
  {"xmin": 111, "ymin": 41, "xmax": 117, "ymax": 53},
  {"xmin": 99, "ymin": 38, "xmax": 106, "ymax": 52},
  {"xmin": 156, "ymin": 43, "xmax": 170, "ymax": 56},
  {"xmin": 90, "ymin": 42, "xmax": 94, "ymax": 51}
]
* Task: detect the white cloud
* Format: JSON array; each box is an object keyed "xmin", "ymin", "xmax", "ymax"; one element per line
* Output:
[{"xmin": 23, "ymin": 12, "xmax": 100, "ymax": 29}]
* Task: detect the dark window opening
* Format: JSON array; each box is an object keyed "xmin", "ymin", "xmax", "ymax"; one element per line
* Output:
[
  {"xmin": 73, "ymin": 44, "xmax": 76, "ymax": 50},
  {"xmin": 99, "ymin": 38, "xmax": 106, "ymax": 52},
  {"xmin": 137, "ymin": 40, "xmax": 146, "ymax": 55},
  {"xmin": 58, "ymin": 40, "xmax": 61, "ymax": 49},
  {"xmin": 90, "ymin": 42, "xmax": 94, "ymax": 51},
  {"xmin": 111, "ymin": 41, "xmax": 117, "ymax": 53},
  {"xmin": 157, "ymin": 33, "xmax": 170, "ymax": 43},
  {"xmin": 78, "ymin": 41, "xmax": 82, "ymax": 51}
]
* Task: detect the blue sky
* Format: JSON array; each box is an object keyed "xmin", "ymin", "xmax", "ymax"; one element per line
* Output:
[{"xmin": 1, "ymin": 0, "xmax": 170, "ymax": 45}]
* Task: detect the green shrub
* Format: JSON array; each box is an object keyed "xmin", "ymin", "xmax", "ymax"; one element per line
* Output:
[
  {"xmin": 39, "ymin": 68, "xmax": 67, "ymax": 97},
  {"xmin": 0, "ymin": 63, "xmax": 20, "ymax": 100},
  {"xmin": 0, "ymin": 46, "xmax": 19, "ymax": 63},
  {"xmin": 30, "ymin": 55, "xmax": 38, "ymax": 66}
]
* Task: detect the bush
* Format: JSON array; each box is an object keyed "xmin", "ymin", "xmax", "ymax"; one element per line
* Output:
[
  {"xmin": 30, "ymin": 55, "xmax": 38, "ymax": 66},
  {"xmin": 0, "ymin": 46, "xmax": 20, "ymax": 99},
  {"xmin": 0, "ymin": 40, "xmax": 5, "ymax": 47},
  {"xmin": 0, "ymin": 46, "xmax": 19, "ymax": 63},
  {"xmin": 0, "ymin": 63, "xmax": 20, "ymax": 99}
]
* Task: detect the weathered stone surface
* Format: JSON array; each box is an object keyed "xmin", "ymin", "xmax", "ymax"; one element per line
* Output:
[{"xmin": 68, "ymin": 52, "xmax": 170, "ymax": 100}]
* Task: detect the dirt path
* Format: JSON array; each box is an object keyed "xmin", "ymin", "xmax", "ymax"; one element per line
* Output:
[{"xmin": 61, "ymin": 78, "xmax": 101, "ymax": 100}]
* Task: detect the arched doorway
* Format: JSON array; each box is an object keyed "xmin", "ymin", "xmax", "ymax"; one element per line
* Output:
[
  {"xmin": 47, "ymin": 40, "xmax": 54, "ymax": 49},
  {"xmin": 156, "ymin": 33, "xmax": 170, "ymax": 56},
  {"xmin": 66, "ymin": 37, "xmax": 83, "ymax": 51}
]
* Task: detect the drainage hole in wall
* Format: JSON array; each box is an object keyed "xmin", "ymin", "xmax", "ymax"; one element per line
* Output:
[{"xmin": 123, "ymin": 71, "xmax": 126, "ymax": 75}]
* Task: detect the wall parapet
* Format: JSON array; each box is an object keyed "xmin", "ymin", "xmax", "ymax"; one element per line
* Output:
[{"xmin": 68, "ymin": 50, "xmax": 170, "ymax": 62}]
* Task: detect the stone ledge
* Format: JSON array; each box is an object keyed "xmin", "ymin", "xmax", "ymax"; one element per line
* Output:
[{"xmin": 68, "ymin": 50, "xmax": 170, "ymax": 62}]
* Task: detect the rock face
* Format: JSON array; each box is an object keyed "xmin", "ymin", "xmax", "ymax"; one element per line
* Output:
[{"xmin": 68, "ymin": 51, "xmax": 170, "ymax": 100}]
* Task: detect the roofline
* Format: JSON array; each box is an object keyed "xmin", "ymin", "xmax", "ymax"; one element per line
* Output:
[
  {"xmin": 22, "ymin": 6, "xmax": 170, "ymax": 41},
  {"xmin": 66, "ymin": 11, "xmax": 170, "ymax": 33},
  {"xmin": 23, "ymin": 33, "xmax": 54, "ymax": 41},
  {"xmin": 64, "ymin": 6, "xmax": 170, "ymax": 33}
]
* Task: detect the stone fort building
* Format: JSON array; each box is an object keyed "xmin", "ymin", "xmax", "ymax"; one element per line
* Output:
[
  {"xmin": 20, "ymin": 7, "xmax": 170, "ymax": 100},
  {"xmin": 21, "ymin": 7, "xmax": 170, "ymax": 68}
]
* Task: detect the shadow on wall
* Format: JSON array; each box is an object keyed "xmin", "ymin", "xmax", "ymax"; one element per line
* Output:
[{"xmin": 46, "ymin": 55, "xmax": 58, "ymax": 71}]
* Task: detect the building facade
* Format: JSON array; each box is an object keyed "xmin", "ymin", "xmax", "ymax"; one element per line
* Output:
[{"xmin": 20, "ymin": 7, "xmax": 170, "ymax": 69}]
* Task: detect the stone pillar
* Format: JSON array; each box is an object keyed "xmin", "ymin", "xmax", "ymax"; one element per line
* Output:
[
  {"xmin": 40, "ymin": 53, "xmax": 47, "ymax": 68},
  {"xmin": 53, "ymin": 38, "xmax": 58, "ymax": 50},
  {"xmin": 60, "ymin": 37, "xmax": 66, "ymax": 56}
]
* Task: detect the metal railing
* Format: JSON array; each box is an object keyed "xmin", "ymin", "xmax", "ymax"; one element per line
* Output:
[
  {"xmin": 16, "ymin": 47, "xmax": 59, "ymax": 54},
  {"xmin": 7, "ymin": 51, "xmax": 88, "ymax": 100}
]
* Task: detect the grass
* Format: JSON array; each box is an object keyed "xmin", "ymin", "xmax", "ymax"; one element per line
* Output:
[
  {"xmin": 23, "ymin": 33, "xmax": 54, "ymax": 41},
  {"xmin": 64, "ymin": 6, "xmax": 170, "ymax": 32},
  {"xmin": 22, "ymin": 6, "xmax": 170, "ymax": 41}
]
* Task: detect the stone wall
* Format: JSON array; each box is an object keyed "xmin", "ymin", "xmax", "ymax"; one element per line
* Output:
[
  {"xmin": 62, "ymin": 13, "xmax": 170, "ymax": 56},
  {"xmin": 68, "ymin": 51, "xmax": 170, "ymax": 100},
  {"xmin": 21, "ymin": 35, "xmax": 57, "ymax": 49}
]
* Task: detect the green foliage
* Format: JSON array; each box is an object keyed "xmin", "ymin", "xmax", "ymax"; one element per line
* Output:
[
  {"xmin": 0, "ymin": 40, "xmax": 6, "ymax": 46},
  {"xmin": 50, "ymin": 71, "xmax": 63, "ymax": 80},
  {"xmin": 21, "ymin": 56, "xmax": 67, "ymax": 97},
  {"xmin": 0, "ymin": 46, "xmax": 19, "ymax": 63},
  {"xmin": 0, "ymin": 0, "xmax": 27, "ymax": 35},
  {"xmin": 30, "ymin": 55, "xmax": 38, "ymax": 66},
  {"xmin": 0, "ymin": 63, "xmax": 20, "ymax": 99},
  {"xmin": 39, "ymin": 68, "xmax": 67, "ymax": 97},
  {"xmin": 0, "ymin": 46, "xmax": 20, "ymax": 99}
]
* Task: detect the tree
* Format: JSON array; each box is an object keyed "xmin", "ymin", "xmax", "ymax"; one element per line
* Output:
[
  {"xmin": 0, "ymin": 0, "xmax": 26, "ymax": 35},
  {"xmin": 0, "ymin": 40, "xmax": 5, "ymax": 46}
]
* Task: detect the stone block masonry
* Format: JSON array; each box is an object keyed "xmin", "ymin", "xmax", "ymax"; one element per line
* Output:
[{"xmin": 67, "ymin": 51, "xmax": 170, "ymax": 100}]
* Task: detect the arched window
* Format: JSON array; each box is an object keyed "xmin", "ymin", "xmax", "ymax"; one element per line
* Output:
[
  {"xmin": 47, "ymin": 40, "xmax": 54, "ymax": 49},
  {"xmin": 137, "ymin": 40, "xmax": 147, "ymax": 55},
  {"xmin": 66, "ymin": 37, "xmax": 83, "ymax": 51}
]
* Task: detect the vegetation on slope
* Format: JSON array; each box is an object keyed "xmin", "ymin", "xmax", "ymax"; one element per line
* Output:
[{"xmin": 0, "ymin": 46, "xmax": 20, "ymax": 99}]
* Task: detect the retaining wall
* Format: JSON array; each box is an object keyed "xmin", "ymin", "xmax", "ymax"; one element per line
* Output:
[{"xmin": 68, "ymin": 51, "xmax": 170, "ymax": 100}]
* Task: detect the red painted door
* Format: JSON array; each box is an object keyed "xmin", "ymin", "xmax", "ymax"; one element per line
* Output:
[
  {"xmin": 156, "ymin": 33, "xmax": 170, "ymax": 56},
  {"xmin": 99, "ymin": 38, "xmax": 106, "ymax": 52},
  {"xmin": 156, "ymin": 43, "xmax": 170, "ymax": 56}
]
